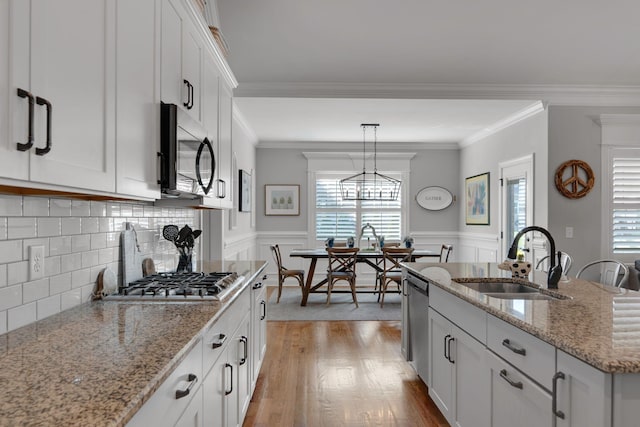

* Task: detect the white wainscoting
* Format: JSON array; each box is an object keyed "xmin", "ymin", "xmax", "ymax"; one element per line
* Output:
[
  {"xmin": 224, "ymin": 232, "xmax": 259, "ymax": 261},
  {"xmin": 457, "ymin": 232, "xmax": 500, "ymax": 263}
]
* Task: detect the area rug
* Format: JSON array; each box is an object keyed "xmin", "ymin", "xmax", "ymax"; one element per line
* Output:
[{"xmin": 267, "ymin": 286, "xmax": 401, "ymax": 321}]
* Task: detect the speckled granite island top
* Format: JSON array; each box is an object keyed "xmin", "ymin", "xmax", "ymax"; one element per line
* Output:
[
  {"xmin": 403, "ymin": 262, "xmax": 640, "ymax": 374},
  {"xmin": 0, "ymin": 260, "xmax": 266, "ymax": 427}
]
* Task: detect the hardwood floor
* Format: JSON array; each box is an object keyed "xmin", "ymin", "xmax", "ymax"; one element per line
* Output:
[{"xmin": 243, "ymin": 304, "xmax": 449, "ymax": 426}]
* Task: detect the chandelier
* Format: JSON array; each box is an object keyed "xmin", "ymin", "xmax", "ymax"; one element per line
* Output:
[{"xmin": 339, "ymin": 123, "xmax": 401, "ymax": 201}]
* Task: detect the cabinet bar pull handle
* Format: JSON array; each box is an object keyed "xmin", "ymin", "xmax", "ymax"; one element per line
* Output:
[
  {"xmin": 157, "ymin": 152, "xmax": 164, "ymax": 185},
  {"xmin": 240, "ymin": 336, "xmax": 248, "ymax": 365},
  {"xmin": 444, "ymin": 334, "xmax": 450, "ymax": 360},
  {"xmin": 16, "ymin": 88, "xmax": 34, "ymax": 151},
  {"xmin": 225, "ymin": 363, "xmax": 233, "ymax": 395},
  {"xmin": 447, "ymin": 336, "xmax": 455, "ymax": 364},
  {"xmin": 210, "ymin": 333, "xmax": 227, "ymax": 349},
  {"xmin": 216, "ymin": 179, "xmax": 226, "ymax": 198},
  {"xmin": 260, "ymin": 300, "xmax": 267, "ymax": 320},
  {"xmin": 35, "ymin": 96, "xmax": 52, "ymax": 155},
  {"xmin": 253, "ymin": 281, "xmax": 264, "ymax": 290},
  {"xmin": 175, "ymin": 373, "xmax": 198, "ymax": 399},
  {"xmin": 502, "ymin": 338, "xmax": 526, "ymax": 356},
  {"xmin": 183, "ymin": 79, "xmax": 191, "ymax": 108},
  {"xmin": 499, "ymin": 369, "xmax": 523, "ymax": 389},
  {"xmin": 552, "ymin": 371, "xmax": 566, "ymax": 419},
  {"xmin": 189, "ymin": 81, "xmax": 194, "ymax": 109}
]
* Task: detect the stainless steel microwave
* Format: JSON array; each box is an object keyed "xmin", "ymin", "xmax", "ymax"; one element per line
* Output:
[{"xmin": 159, "ymin": 102, "xmax": 215, "ymax": 198}]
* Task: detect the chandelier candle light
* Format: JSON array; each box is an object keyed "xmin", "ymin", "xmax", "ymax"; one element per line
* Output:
[{"xmin": 340, "ymin": 123, "xmax": 402, "ymax": 201}]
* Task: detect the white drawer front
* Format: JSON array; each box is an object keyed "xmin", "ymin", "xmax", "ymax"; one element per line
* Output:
[
  {"xmin": 487, "ymin": 314, "xmax": 555, "ymax": 390},
  {"xmin": 429, "ymin": 285, "xmax": 487, "ymax": 344},
  {"xmin": 128, "ymin": 338, "xmax": 203, "ymax": 427}
]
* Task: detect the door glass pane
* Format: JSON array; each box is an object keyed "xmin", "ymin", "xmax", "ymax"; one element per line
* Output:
[{"xmin": 506, "ymin": 177, "xmax": 527, "ymax": 255}]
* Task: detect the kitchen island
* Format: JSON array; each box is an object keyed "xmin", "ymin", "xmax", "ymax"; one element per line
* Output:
[
  {"xmin": 0, "ymin": 260, "xmax": 266, "ymax": 426},
  {"xmin": 403, "ymin": 262, "xmax": 640, "ymax": 427}
]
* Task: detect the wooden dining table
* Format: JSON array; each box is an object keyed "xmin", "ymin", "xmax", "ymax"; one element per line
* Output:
[{"xmin": 289, "ymin": 248, "xmax": 439, "ymax": 306}]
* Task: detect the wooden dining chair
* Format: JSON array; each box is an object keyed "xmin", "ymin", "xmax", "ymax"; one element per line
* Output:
[
  {"xmin": 379, "ymin": 247, "xmax": 414, "ymax": 308},
  {"xmin": 326, "ymin": 247, "xmax": 360, "ymax": 307},
  {"xmin": 439, "ymin": 244, "xmax": 453, "ymax": 262},
  {"xmin": 270, "ymin": 244, "xmax": 305, "ymax": 303}
]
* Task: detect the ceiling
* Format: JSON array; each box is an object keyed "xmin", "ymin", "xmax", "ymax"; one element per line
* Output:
[{"xmin": 216, "ymin": 0, "xmax": 640, "ymax": 145}]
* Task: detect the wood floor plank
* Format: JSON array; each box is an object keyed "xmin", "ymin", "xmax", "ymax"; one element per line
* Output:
[{"xmin": 243, "ymin": 318, "xmax": 449, "ymax": 427}]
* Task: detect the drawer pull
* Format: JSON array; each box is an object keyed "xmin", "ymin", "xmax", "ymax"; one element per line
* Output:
[
  {"xmin": 175, "ymin": 373, "xmax": 198, "ymax": 399},
  {"xmin": 240, "ymin": 336, "xmax": 248, "ymax": 365},
  {"xmin": 502, "ymin": 338, "xmax": 526, "ymax": 356},
  {"xmin": 552, "ymin": 371, "xmax": 566, "ymax": 419},
  {"xmin": 499, "ymin": 369, "xmax": 523, "ymax": 389},
  {"xmin": 444, "ymin": 334, "xmax": 450, "ymax": 360},
  {"xmin": 210, "ymin": 333, "xmax": 227, "ymax": 349},
  {"xmin": 447, "ymin": 336, "xmax": 455, "ymax": 364},
  {"xmin": 260, "ymin": 300, "xmax": 267, "ymax": 320},
  {"xmin": 224, "ymin": 363, "xmax": 233, "ymax": 395}
]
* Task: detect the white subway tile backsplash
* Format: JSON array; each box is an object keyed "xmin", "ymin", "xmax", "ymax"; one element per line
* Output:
[
  {"xmin": 0, "ymin": 264, "xmax": 6, "ymax": 288},
  {"xmin": 23, "ymin": 278, "xmax": 49, "ymax": 303},
  {"xmin": 60, "ymin": 253, "xmax": 82, "ymax": 273},
  {"xmin": 37, "ymin": 217, "xmax": 61, "ymax": 237},
  {"xmin": 81, "ymin": 251, "xmax": 99, "ymax": 269},
  {"xmin": 80, "ymin": 284, "xmax": 94, "ymax": 304},
  {"xmin": 0, "ymin": 195, "xmax": 22, "ymax": 216},
  {"xmin": 37, "ymin": 295, "xmax": 60, "ymax": 320},
  {"xmin": 23, "ymin": 197, "xmax": 49, "ymax": 216},
  {"xmin": 61, "ymin": 289, "xmax": 82, "ymax": 311},
  {"xmin": 22, "ymin": 238, "xmax": 50, "ymax": 258},
  {"xmin": 71, "ymin": 200, "xmax": 91, "ymax": 217},
  {"xmin": 91, "ymin": 233, "xmax": 107, "ymax": 250},
  {"xmin": 98, "ymin": 217, "xmax": 111, "ymax": 233},
  {"xmin": 90, "ymin": 201, "xmax": 106, "ymax": 217},
  {"xmin": 0, "ymin": 311, "xmax": 6, "ymax": 334},
  {"xmin": 0, "ymin": 285, "xmax": 22, "ymax": 311},
  {"xmin": 81, "ymin": 217, "xmax": 99, "ymax": 234},
  {"xmin": 50, "ymin": 199, "xmax": 71, "ymax": 216},
  {"xmin": 8, "ymin": 218, "xmax": 37, "ymax": 239},
  {"xmin": 71, "ymin": 268, "xmax": 91, "ymax": 289},
  {"xmin": 7, "ymin": 261, "xmax": 28, "ymax": 286},
  {"xmin": 106, "ymin": 232, "xmax": 119, "ymax": 248},
  {"xmin": 98, "ymin": 248, "xmax": 115, "ymax": 264},
  {"xmin": 0, "ymin": 218, "xmax": 7, "ymax": 240},
  {"xmin": 45, "ymin": 256, "xmax": 61, "ymax": 276},
  {"xmin": 8, "ymin": 302, "xmax": 36, "ymax": 331},
  {"xmin": 50, "ymin": 236, "xmax": 72, "ymax": 256},
  {"xmin": 71, "ymin": 234, "xmax": 91, "ymax": 253},
  {"xmin": 120, "ymin": 204, "xmax": 133, "ymax": 217},
  {"xmin": 133, "ymin": 205, "xmax": 144, "ymax": 217},
  {"xmin": 61, "ymin": 217, "xmax": 81, "ymax": 235},
  {"xmin": 50, "ymin": 273, "xmax": 72, "ymax": 295},
  {"xmin": 0, "ymin": 240, "xmax": 22, "ymax": 264}
]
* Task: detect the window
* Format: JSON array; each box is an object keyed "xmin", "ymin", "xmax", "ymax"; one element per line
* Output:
[
  {"xmin": 611, "ymin": 151, "xmax": 640, "ymax": 256},
  {"xmin": 315, "ymin": 173, "xmax": 403, "ymax": 244}
]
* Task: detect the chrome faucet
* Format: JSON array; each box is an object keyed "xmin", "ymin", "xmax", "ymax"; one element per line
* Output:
[
  {"xmin": 358, "ymin": 223, "xmax": 379, "ymax": 249},
  {"xmin": 508, "ymin": 226, "xmax": 562, "ymax": 289}
]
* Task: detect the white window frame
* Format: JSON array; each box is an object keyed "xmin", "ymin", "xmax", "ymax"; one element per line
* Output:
[
  {"xmin": 600, "ymin": 114, "xmax": 640, "ymax": 262},
  {"xmin": 303, "ymin": 152, "xmax": 415, "ymax": 248}
]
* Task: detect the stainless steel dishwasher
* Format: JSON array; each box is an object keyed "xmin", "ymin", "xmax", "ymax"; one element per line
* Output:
[{"xmin": 407, "ymin": 271, "xmax": 430, "ymax": 385}]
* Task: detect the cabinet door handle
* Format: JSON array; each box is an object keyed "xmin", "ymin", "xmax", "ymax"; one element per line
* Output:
[
  {"xmin": 260, "ymin": 300, "xmax": 267, "ymax": 320},
  {"xmin": 157, "ymin": 152, "xmax": 164, "ymax": 185},
  {"xmin": 240, "ymin": 336, "xmax": 248, "ymax": 365},
  {"xmin": 253, "ymin": 281, "xmax": 264, "ymax": 290},
  {"xmin": 183, "ymin": 79, "xmax": 191, "ymax": 109},
  {"xmin": 189, "ymin": 81, "xmax": 194, "ymax": 109},
  {"xmin": 552, "ymin": 371, "xmax": 566, "ymax": 419},
  {"xmin": 35, "ymin": 96, "xmax": 52, "ymax": 155},
  {"xmin": 16, "ymin": 88, "xmax": 35, "ymax": 151},
  {"xmin": 224, "ymin": 363, "xmax": 233, "ymax": 395},
  {"xmin": 210, "ymin": 333, "xmax": 227, "ymax": 349},
  {"xmin": 502, "ymin": 338, "xmax": 526, "ymax": 356},
  {"xmin": 216, "ymin": 179, "xmax": 226, "ymax": 198},
  {"xmin": 175, "ymin": 373, "xmax": 198, "ymax": 399},
  {"xmin": 499, "ymin": 369, "xmax": 523, "ymax": 390},
  {"xmin": 443, "ymin": 334, "xmax": 450, "ymax": 360},
  {"xmin": 447, "ymin": 336, "xmax": 455, "ymax": 364}
]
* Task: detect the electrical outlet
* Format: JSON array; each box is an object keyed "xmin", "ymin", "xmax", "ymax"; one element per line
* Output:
[
  {"xmin": 29, "ymin": 245, "xmax": 45, "ymax": 281},
  {"xmin": 566, "ymin": 227, "xmax": 574, "ymax": 239}
]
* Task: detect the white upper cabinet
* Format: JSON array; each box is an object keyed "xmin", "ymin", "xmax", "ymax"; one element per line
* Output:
[
  {"xmin": 115, "ymin": 0, "xmax": 161, "ymax": 199},
  {"xmin": 217, "ymin": 81, "xmax": 233, "ymax": 209},
  {"xmin": 3, "ymin": 0, "xmax": 116, "ymax": 192}
]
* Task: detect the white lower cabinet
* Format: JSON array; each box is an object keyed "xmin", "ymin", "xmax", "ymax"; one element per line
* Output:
[
  {"xmin": 487, "ymin": 350, "xmax": 552, "ymax": 427},
  {"xmin": 175, "ymin": 385, "xmax": 204, "ymax": 427},
  {"xmin": 555, "ymin": 349, "xmax": 612, "ymax": 427},
  {"xmin": 428, "ymin": 308, "xmax": 490, "ymax": 427},
  {"xmin": 250, "ymin": 279, "xmax": 267, "ymax": 393}
]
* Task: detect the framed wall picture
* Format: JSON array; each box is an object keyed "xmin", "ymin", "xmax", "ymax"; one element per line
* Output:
[
  {"xmin": 465, "ymin": 172, "xmax": 490, "ymax": 225},
  {"xmin": 265, "ymin": 185, "xmax": 300, "ymax": 216},
  {"xmin": 239, "ymin": 169, "xmax": 252, "ymax": 212}
]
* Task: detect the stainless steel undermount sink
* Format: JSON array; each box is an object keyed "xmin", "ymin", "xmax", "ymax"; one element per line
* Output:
[{"xmin": 455, "ymin": 280, "xmax": 568, "ymax": 300}]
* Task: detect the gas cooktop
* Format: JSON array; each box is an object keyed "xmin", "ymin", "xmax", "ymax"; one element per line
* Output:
[{"xmin": 106, "ymin": 271, "xmax": 245, "ymax": 301}]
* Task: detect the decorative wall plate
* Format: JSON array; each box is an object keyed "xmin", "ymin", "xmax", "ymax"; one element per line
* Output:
[
  {"xmin": 554, "ymin": 159, "xmax": 595, "ymax": 199},
  {"xmin": 416, "ymin": 186, "xmax": 454, "ymax": 211}
]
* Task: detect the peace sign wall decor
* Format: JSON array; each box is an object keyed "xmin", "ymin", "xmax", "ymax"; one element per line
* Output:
[{"xmin": 554, "ymin": 159, "xmax": 595, "ymax": 199}]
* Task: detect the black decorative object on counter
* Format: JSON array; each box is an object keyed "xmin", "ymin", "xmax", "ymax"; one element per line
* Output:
[{"xmin": 163, "ymin": 224, "xmax": 202, "ymax": 273}]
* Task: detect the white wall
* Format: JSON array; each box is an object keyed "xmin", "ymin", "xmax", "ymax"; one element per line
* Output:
[{"xmin": 459, "ymin": 109, "xmax": 549, "ymax": 262}]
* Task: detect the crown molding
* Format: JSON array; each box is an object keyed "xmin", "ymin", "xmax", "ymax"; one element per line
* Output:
[
  {"xmin": 459, "ymin": 101, "xmax": 546, "ymax": 148},
  {"xmin": 232, "ymin": 104, "xmax": 259, "ymax": 146},
  {"xmin": 233, "ymin": 82, "xmax": 640, "ymax": 107},
  {"xmin": 257, "ymin": 140, "xmax": 457, "ymax": 150}
]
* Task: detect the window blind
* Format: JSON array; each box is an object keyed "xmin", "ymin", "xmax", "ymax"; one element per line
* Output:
[{"xmin": 612, "ymin": 157, "xmax": 640, "ymax": 253}]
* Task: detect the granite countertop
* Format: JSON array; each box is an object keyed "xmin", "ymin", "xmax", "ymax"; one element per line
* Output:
[
  {"xmin": 0, "ymin": 260, "xmax": 267, "ymax": 426},
  {"xmin": 403, "ymin": 262, "xmax": 640, "ymax": 374}
]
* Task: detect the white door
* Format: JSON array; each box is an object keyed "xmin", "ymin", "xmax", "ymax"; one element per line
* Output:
[{"xmin": 499, "ymin": 154, "xmax": 534, "ymax": 262}]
